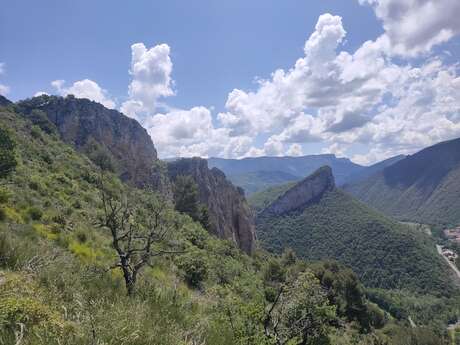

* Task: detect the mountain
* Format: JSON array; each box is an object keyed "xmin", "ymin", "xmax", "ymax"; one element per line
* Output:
[
  {"xmin": 14, "ymin": 95, "xmax": 257, "ymax": 254},
  {"xmin": 227, "ymin": 170, "xmax": 299, "ymax": 195},
  {"xmin": 344, "ymin": 138, "xmax": 460, "ymax": 227},
  {"xmin": 16, "ymin": 95, "xmax": 169, "ymax": 192},
  {"xmin": 248, "ymin": 181, "xmax": 297, "ymax": 213},
  {"xmin": 208, "ymin": 155, "xmax": 363, "ymax": 194},
  {"xmin": 343, "ymin": 155, "xmax": 406, "ymax": 186},
  {"xmin": 1, "ymin": 97, "xmax": 434, "ymax": 345},
  {"xmin": 0, "ymin": 95, "xmax": 12, "ymax": 107},
  {"xmin": 255, "ymin": 166, "xmax": 452, "ymax": 294},
  {"xmin": 167, "ymin": 158, "xmax": 256, "ymax": 254}
]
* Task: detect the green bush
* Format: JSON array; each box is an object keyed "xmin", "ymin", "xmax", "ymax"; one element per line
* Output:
[
  {"xmin": 178, "ymin": 251, "xmax": 208, "ymax": 288},
  {"xmin": 0, "ymin": 188, "xmax": 11, "ymax": 204},
  {"xmin": 27, "ymin": 207, "xmax": 43, "ymax": 221}
]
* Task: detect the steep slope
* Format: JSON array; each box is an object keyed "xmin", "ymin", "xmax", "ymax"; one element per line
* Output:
[
  {"xmin": 208, "ymin": 154, "xmax": 363, "ymax": 193},
  {"xmin": 16, "ymin": 95, "xmax": 169, "ymax": 192},
  {"xmin": 248, "ymin": 181, "xmax": 297, "ymax": 213},
  {"xmin": 256, "ymin": 167, "xmax": 452, "ymax": 294},
  {"xmin": 167, "ymin": 158, "xmax": 256, "ymax": 254},
  {"xmin": 0, "ymin": 95, "xmax": 12, "ymax": 107},
  {"xmin": 345, "ymin": 138, "xmax": 460, "ymax": 227}
]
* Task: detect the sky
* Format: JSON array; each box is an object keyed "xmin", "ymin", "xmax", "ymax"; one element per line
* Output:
[{"xmin": 1, "ymin": 0, "xmax": 460, "ymax": 165}]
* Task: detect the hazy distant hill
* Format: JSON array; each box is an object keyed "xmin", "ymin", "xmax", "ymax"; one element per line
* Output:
[
  {"xmin": 343, "ymin": 155, "xmax": 406, "ymax": 186},
  {"xmin": 345, "ymin": 138, "xmax": 460, "ymax": 227},
  {"xmin": 254, "ymin": 167, "xmax": 451, "ymax": 294},
  {"xmin": 227, "ymin": 170, "xmax": 299, "ymax": 195},
  {"xmin": 208, "ymin": 155, "xmax": 363, "ymax": 194}
]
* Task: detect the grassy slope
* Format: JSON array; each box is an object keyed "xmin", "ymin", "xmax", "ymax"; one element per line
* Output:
[
  {"xmin": 0, "ymin": 106, "xmax": 262, "ymax": 344},
  {"xmin": 0, "ymin": 105, "xmax": 435, "ymax": 344}
]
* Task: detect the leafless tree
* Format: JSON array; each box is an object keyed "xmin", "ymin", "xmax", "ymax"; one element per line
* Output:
[{"xmin": 97, "ymin": 175, "xmax": 181, "ymax": 296}]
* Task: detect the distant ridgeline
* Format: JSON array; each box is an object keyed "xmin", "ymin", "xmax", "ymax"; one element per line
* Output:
[
  {"xmin": 253, "ymin": 166, "xmax": 453, "ymax": 295},
  {"xmin": 344, "ymin": 137, "xmax": 460, "ymax": 228},
  {"xmin": 208, "ymin": 154, "xmax": 406, "ymax": 195}
]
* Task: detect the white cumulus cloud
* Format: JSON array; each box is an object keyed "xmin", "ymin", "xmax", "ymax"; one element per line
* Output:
[
  {"xmin": 51, "ymin": 79, "xmax": 115, "ymax": 108},
  {"xmin": 40, "ymin": 8, "xmax": 460, "ymax": 164},
  {"xmin": 359, "ymin": 0, "xmax": 460, "ymax": 56},
  {"xmin": 215, "ymin": 11, "xmax": 460, "ymax": 163},
  {"xmin": 144, "ymin": 106, "xmax": 253, "ymax": 158},
  {"xmin": 0, "ymin": 84, "xmax": 9, "ymax": 96},
  {"xmin": 0, "ymin": 62, "xmax": 10, "ymax": 96},
  {"xmin": 121, "ymin": 43, "xmax": 174, "ymax": 120}
]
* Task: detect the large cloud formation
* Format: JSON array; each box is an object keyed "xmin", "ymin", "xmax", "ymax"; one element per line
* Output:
[
  {"xmin": 213, "ymin": 11, "xmax": 460, "ymax": 164},
  {"xmin": 43, "ymin": 2, "xmax": 460, "ymax": 164},
  {"xmin": 359, "ymin": 0, "xmax": 460, "ymax": 56},
  {"xmin": 120, "ymin": 43, "xmax": 174, "ymax": 121}
]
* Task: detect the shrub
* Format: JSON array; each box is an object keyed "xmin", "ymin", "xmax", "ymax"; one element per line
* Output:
[
  {"xmin": 178, "ymin": 251, "xmax": 209, "ymax": 288},
  {"xmin": 0, "ymin": 188, "xmax": 11, "ymax": 204},
  {"xmin": 76, "ymin": 229, "xmax": 88, "ymax": 243},
  {"xmin": 0, "ymin": 126, "xmax": 17, "ymax": 179},
  {"xmin": 29, "ymin": 180, "xmax": 41, "ymax": 191},
  {"xmin": 28, "ymin": 207, "xmax": 43, "ymax": 221},
  {"xmin": 264, "ymin": 258, "xmax": 285, "ymax": 283},
  {"xmin": 30, "ymin": 125, "xmax": 42, "ymax": 139}
]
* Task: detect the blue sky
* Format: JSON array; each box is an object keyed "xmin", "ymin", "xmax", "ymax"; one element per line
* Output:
[{"xmin": 1, "ymin": 0, "xmax": 460, "ymax": 164}]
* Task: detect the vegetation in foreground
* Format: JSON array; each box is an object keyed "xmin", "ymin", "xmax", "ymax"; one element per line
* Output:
[{"xmin": 0, "ymin": 101, "xmax": 456, "ymax": 344}]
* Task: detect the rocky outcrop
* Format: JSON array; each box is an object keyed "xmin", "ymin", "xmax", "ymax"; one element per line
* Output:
[
  {"xmin": 168, "ymin": 158, "xmax": 256, "ymax": 254},
  {"xmin": 261, "ymin": 166, "xmax": 335, "ymax": 217},
  {"xmin": 17, "ymin": 95, "xmax": 169, "ymax": 193}
]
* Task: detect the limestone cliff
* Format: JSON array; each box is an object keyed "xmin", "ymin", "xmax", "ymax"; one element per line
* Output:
[
  {"xmin": 17, "ymin": 95, "xmax": 169, "ymax": 193},
  {"xmin": 261, "ymin": 166, "xmax": 335, "ymax": 217},
  {"xmin": 168, "ymin": 158, "xmax": 256, "ymax": 254}
]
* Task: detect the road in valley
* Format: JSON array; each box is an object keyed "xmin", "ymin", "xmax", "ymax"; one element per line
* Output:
[{"xmin": 436, "ymin": 245, "xmax": 460, "ymax": 280}]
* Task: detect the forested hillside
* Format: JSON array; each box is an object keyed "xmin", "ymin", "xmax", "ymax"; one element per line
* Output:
[
  {"xmin": 255, "ymin": 167, "xmax": 451, "ymax": 293},
  {"xmin": 345, "ymin": 138, "xmax": 460, "ymax": 227},
  {"xmin": 0, "ymin": 98, "xmax": 448, "ymax": 344},
  {"xmin": 254, "ymin": 168, "xmax": 460, "ymax": 331}
]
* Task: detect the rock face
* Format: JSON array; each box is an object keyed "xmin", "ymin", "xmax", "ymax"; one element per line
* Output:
[
  {"xmin": 261, "ymin": 166, "xmax": 335, "ymax": 217},
  {"xmin": 17, "ymin": 95, "xmax": 169, "ymax": 192},
  {"xmin": 168, "ymin": 158, "xmax": 256, "ymax": 254}
]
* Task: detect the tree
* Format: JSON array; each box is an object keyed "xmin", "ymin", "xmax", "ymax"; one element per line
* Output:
[
  {"xmin": 0, "ymin": 127, "xmax": 17, "ymax": 180},
  {"xmin": 263, "ymin": 271, "xmax": 336, "ymax": 345},
  {"xmin": 97, "ymin": 176, "xmax": 180, "ymax": 296},
  {"xmin": 173, "ymin": 175, "xmax": 200, "ymax": 220},
  {"xmin": 28, "ymin": 109, "xmax": 57, "ymax": 135},
  {"xmin": 173, "ymin": 174, "xmax": 212, "ymax": 229},
  {"xmin": 84, "ymin": 138, "xmax": 115, "ymax": 172}
]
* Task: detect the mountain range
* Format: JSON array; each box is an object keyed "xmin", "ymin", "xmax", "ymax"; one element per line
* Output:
[
  {"xmin": 208, "ymin": 153, "xmax": 407, "ymax": 195},
  {"xmin": 345, "ymin": 137, "xmax": 460, "ymax": 227},
  {"xmin": 253, "ymin": 166, "xmax": 452, "ymax": 294},
  {"xmin": 0, "ymin": 94, "xmax": 459, "ymax": 344}
]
